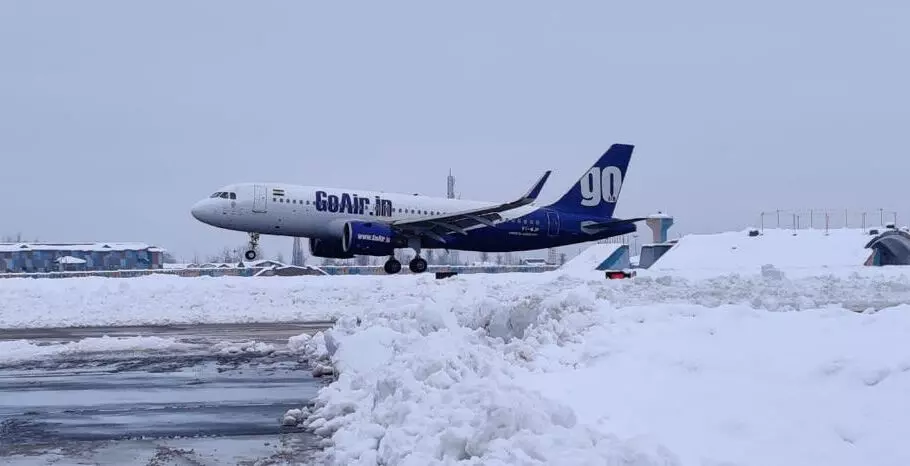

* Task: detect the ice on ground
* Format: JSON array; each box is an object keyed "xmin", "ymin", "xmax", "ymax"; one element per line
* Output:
[
  {"xmin": 648, "ymin": 227, "xmax": 877, "ymax": 277},
  {"xmin": 0, "ymin": 335, "xmax": 197, "ymax": 365},
  {"xmin": 300, "ymin": 268, "xmax": 910, "ymax": 466}
]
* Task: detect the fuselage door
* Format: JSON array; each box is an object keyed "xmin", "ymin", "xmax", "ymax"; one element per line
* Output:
[
  {"xmin": 547, "ymin": 211, "xmax": 560, "ymax": 236},
  {"xmin": 253, "ymin": 184, "xmax": 268, "ymax": 213}
]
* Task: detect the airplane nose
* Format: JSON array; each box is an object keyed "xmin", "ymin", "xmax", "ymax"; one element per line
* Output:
[{"xmin": 191, "ymin": 200, "xmax": 209, "ymax": 222}]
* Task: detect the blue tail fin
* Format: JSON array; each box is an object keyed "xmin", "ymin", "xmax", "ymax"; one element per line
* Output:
[{"xmin": 546, "ymin": 144, "xmax": 634, "ymax": 218}]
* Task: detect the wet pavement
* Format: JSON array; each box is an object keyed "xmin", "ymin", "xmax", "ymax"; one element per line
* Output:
[
  {"xmin": 0, "ymin": 321, "xmax": 335, "ymax": 344},
  {"xmin": 0, "ymin": 322, "xmax": 332, "ymax": 465}
]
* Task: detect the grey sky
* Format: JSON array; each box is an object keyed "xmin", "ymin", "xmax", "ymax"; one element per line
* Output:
[{"xmin": 2, "ymin": 1, "xmax": 909, "ymax": 261}]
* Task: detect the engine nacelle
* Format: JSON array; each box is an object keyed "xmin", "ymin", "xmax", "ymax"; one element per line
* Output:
[
  {"xmin": 342, "ymin": 220, "xmax": 396, "ymax": 256},
  {"xmin": 309, "ymin": 237, "xmax": 354, "ymax": 259}
]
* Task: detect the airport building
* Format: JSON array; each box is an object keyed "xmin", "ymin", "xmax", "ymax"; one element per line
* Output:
[{"xmin": 0, "ymin": 242, "xmax": 166, "ymax": 273}]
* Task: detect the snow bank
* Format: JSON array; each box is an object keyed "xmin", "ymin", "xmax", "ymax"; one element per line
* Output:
[
  {"xmin": 4, "ymin": 263, "xmax": 910, "ymax": 329},
  {"xmin": 558, "ymin": 243, "xmax": 621, "ymax": 275},
  {"xmin": 648, "ymin": 228, "xmax": 875, "ymax": 277},
  {"xmin": 0, "ymin": 273, "xmax": 430, "ymax": 328},
  {"xmin": 300, "ymin": 269, "xmax": 910, "ymax": 465},
  {"xmin": 518, "ymin": 302, "xmax": 910, "ymax": 466},
  {"xmin": 0, "ymin": 335, "xmax": 197, "ymax": 365}
]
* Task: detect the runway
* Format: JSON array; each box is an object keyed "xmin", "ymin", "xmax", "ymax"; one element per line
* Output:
[
  {"xmin": 0, "ymin": 321, "xmax": 335, "ymax": 343},
  {"xmin": 0, "ymin": 321, "xmax": 333, "ymax": 465}
]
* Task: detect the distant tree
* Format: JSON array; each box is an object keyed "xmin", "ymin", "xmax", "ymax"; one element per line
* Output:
[
  {"xmin": 426, "ymin": 249, "xmax": 436, "ymax": 264},
  {"xmin": 162, "ymin": 252, "xmax": 177, "ymax": 264},
  {"xmin": 559, "ymin": 253, "xmax": 567, "ymax": 265},
  {"xmin": 356, "ymin": 255, "xmax": 370, "ymax": 266},
  {"xmin": 495, "ymin": 253, "xmax": 504, "ymax": 265},
  {"xmin": 479, "ymin": 251, "xmax": 489, "ymax": 263},
  {"xmin": 275, "ymin": 252, "xmax": 286, "ymax": 264}
]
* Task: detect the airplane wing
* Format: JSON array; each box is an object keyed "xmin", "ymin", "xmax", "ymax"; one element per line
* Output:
[{"xmin": 390, "ymin": 170, "xmax": 552, "ymax": 244}]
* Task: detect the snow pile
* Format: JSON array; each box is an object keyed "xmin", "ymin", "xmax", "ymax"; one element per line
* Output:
[
  {"xmin": 649, "ymin": 228, "xmax": 875, "ymax": 277},
  {"xmin": 5, "ymin": 264, "xmax": 910, "ymax": 329},
  {"xmin": 0, "ymin": 335, "xmax": 197, "ymax": 365},
  {"xmin": 303, "ymin": 316, "xmax": 679, "ymax": 465},
  {"xmin": 288, "ymin": 331, "xmax": 335, "ymax": 377},
  {"xmin": 558, "ymin": 243, "xmax": 621, "ymax": 275},
  {"xmin": 517, "ymin": 302, "xmax": 910, "ymax": 466},
  {"xmin": 300, "ymin": 272, "xmax": 910, "ymax": 466},
  {"xmin": 213, "ymin": 340, "xmax": 276, "ymax": 356},
  {"xmin": 0, "ymin": 273, "xmax": 409, "ymax": 328}
]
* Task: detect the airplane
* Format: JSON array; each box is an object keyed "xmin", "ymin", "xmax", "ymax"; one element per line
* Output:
[{"xmin": 191, "ymin": 143, "xmax": 645, "ymax": 274}]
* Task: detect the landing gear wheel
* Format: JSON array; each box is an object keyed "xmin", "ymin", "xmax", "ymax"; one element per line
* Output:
[
  {"xmin": 245, "ymin": 232, "xmax": 260, "ymax": 262},
  {"xmin": 384, "ymin": 258, "xmax": 402, "ymax": 274},
  {"xmin": 409, "ymin": 257, "xmax": 428, "ymax": 274}
]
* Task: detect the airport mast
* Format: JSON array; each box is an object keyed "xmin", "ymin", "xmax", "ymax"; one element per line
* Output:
[
  {"xmin": 292, "ymin": 237, "xmax": 305, "ymax": 266},
  {"xmin": 447, "ymin": 169, "xmax": 461, "ymax": 265}
]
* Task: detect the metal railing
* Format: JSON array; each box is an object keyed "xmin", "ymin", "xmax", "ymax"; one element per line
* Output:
[{"xmin": 758, "ymin": 208, "xmax": 899, "ymax": 233}]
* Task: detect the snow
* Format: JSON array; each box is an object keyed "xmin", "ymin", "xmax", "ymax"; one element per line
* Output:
[
  {"xmin": 0, "ymin": 335, "xmax": 197, "ymax": 365},
  {"xmin": 558, "ymin": 243, "xmax": 621, "ymax": 276},
  {"xmin": 5, "ymin": 234, "xmax": 910, "ymax": 465},
  {"xmin": 647, "ymin": 228, "xmax": 877, "ymax": 278},
  {"xmin": 294, "ymin": 266, "xmax": 910, "ymax": 465},
  {"xmin": 55, "ymin": 256, "xmax": 87, "ymax": 264},
  {"xmin": 516, "ymin": 303, "xmax": 910, "ymax": 466}
]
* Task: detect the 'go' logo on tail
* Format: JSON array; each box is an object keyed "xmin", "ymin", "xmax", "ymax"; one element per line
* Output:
[{"xmin": 580, "ymin": 166, "xmax": 623, "ymax": 206}]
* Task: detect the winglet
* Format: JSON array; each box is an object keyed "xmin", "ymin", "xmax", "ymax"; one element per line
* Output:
[{"xmin": 520, "ymin": 170, "xmax": 552, "ymax": 203}]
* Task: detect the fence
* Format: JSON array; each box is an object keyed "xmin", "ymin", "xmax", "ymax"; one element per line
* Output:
[{"xmin": 758, "ymin": 209, "xmax": 900, "ymax": 233}]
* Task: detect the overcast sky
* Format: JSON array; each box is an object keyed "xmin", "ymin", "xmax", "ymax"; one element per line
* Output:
[{"xmin": 2, "ymin": 1, "xmax": 909, "ymax": 261}]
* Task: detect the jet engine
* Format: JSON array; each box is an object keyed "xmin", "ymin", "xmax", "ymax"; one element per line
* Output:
[
  {"xmin": 341, "ymin": 220, "xmax": 397, "ymax": 256},
  {"xmin": 308, "ymin": 237, "xmax": 355, "ymax": 259}
]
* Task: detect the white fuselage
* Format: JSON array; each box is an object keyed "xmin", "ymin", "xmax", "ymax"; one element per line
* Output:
[{"xmin": 191, "ymin": 182, "xmax": 527, "ymax": 239}]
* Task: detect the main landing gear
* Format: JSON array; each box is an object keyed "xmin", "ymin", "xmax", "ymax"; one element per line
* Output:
[
  {"xmin": 409, "ymin": 256, "xmax": 428, "ymax": 273},
  {"xmin": 383, "ymin": 240, "xmax": 429, "ymax": 275},
  {"xmin": 382, "ymin": 256, "xmax": 428, "ymax": 274},
  {"xmin": 383, "ymin": 257, "xmax": 402, "ymax": 274},
  {"xmin": 245, "ymin": 233, "xmax": 260, "ymax": 261}
]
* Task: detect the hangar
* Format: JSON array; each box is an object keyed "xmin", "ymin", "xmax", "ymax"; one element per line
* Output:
[
  {"xmin": 0, "ymin": 242, "xmax": 166, "ymax": 273},
  {"xmin": 865, "ymin": 229, "xmax": 910, "ymax": 266}
]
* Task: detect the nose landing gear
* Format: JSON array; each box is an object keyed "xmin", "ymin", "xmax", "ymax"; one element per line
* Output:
[{"xmin": 245, "ymin": 233, "xmax": 260, "ymax": 261}]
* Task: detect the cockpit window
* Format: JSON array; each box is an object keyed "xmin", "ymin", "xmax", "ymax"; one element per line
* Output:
[
  {"xmin": 229, "ymin": 192, "xmax": 236, "ymax": 200},
  {"xmin": 210, "ymin": 192, "xmax": 222, "ymax": 198},
  {"xmin": 219, "ymin": 192, "xmax": 230, "ymax": 199}
]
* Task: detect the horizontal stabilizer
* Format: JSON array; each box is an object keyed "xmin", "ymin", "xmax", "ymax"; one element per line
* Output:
[{"xmin": 583, "ymin": 217, "xmax": 648, "ymax": 229}]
